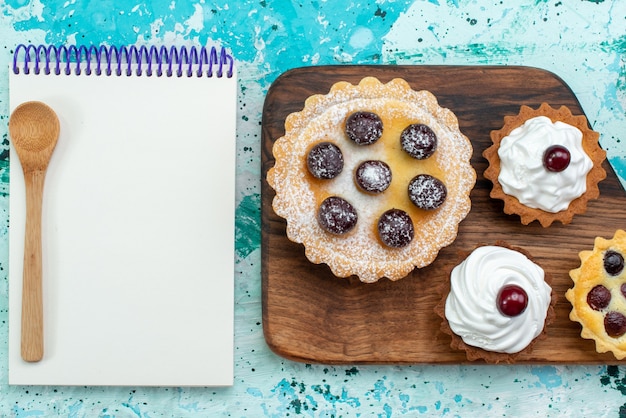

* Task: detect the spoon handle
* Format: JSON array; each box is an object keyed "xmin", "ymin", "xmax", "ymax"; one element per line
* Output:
[{"xmin": 21, "ymin": 170, "xmax": 46, "ymax": 362}]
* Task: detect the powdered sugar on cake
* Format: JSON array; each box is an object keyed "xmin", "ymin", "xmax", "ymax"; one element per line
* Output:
[{"xmin": 267, "ymin": 77, "xmax": 476, "ymax": 282}]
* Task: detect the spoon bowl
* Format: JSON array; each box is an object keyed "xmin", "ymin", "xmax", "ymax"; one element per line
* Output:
[
  {"xmin": 10, "ymin": 101, "xmax": 60, "ymax": 169},
  {"xmin": 9, "ymin": 101, "xmax": 60, "ymax": 362}
]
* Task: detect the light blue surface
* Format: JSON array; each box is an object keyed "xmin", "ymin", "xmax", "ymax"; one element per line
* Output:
[{"xmin": 1, "ymin": 0, "xmax": 626, "ymax": 416}]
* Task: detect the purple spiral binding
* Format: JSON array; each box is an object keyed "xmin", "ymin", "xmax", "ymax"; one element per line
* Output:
[{"xmin": 12, "ymin": 44, "xmax": 234, "ymax": 78}]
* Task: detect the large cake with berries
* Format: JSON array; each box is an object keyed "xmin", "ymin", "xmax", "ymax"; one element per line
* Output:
[{"xmin": 266, "ymin": 77, "xmax": 476, "ymax": 283}]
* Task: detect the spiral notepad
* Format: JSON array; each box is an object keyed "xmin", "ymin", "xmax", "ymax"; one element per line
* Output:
[{"xmin": 8, "ymin": 44, "xmax": 236, "ymax": 386}]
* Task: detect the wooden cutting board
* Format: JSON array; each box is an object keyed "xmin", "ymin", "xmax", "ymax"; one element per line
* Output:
[{"xmin": 261, "ymin": 65, "xmax": 626, "ymax": 364}]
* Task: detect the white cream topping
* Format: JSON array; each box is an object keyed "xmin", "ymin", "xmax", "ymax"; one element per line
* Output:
[
  {"xmin": 444, "ymin": 246, "xmax": 552, "ymax": 354},
  {"xmin": 497, "ymin": 116, "xmax": 592, "ymax": 213}
]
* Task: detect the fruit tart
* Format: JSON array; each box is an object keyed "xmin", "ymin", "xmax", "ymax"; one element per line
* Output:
[
  {"xmin": 266, "ymin": 77, "xmax": 476, "ymax": 283},
  {"xmin": 566, "ymin": 230, "xmax": 626, "ymax": 360}
]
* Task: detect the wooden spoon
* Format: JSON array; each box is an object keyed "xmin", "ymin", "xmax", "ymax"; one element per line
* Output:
[{"xmin": 9, "ymin": 101, "xmax": 60, "ymax": 362}]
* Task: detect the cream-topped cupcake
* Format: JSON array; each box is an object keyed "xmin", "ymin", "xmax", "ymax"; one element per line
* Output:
[
  {"xmin": 435, "ymin": 243, "xmax": 555, "ymax": 363},
  {"xmin": 483, "ymin": 103, "xmax": 606, "ymax": 227}
]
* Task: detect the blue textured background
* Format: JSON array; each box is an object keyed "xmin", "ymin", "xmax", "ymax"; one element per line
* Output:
[{"xmin": 1, "ymin": 0, "xmax": 626, "ymax": 416}]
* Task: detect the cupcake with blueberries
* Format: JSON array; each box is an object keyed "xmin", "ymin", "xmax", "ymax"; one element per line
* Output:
[
  {"xmin": 483, "ymin": 103, "xmax": 606, "ymax": 227},
  {"xmin": 566, "ymin": 230, "xmax": 626, "ymax": 360},
  {"xmin": 435, "ymin": 242, "xmax": 556, "ymax": 363}
]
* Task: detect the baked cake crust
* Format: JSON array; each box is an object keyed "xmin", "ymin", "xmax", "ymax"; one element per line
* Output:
[
  {"xmin": 483, "ymin": 103, "xmax": 606, "ymax": 227},
  {"xmin": 267, "ymin": 77, "xmax": 476, "ymax": 282}
]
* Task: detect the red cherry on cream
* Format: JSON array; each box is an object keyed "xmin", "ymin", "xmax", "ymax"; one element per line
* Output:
[
  {"xmin": 543, "ymin": 145, "xmax": 571, "ymax": 172},
  {"xmin": 497, "ymin": 285, "xmax": 528, "ymax": 317}
]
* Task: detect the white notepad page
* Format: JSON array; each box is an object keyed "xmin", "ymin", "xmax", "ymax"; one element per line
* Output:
[{"xmin": 8, "ymin": 52, "xmax": 236, "ymax": 386}]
